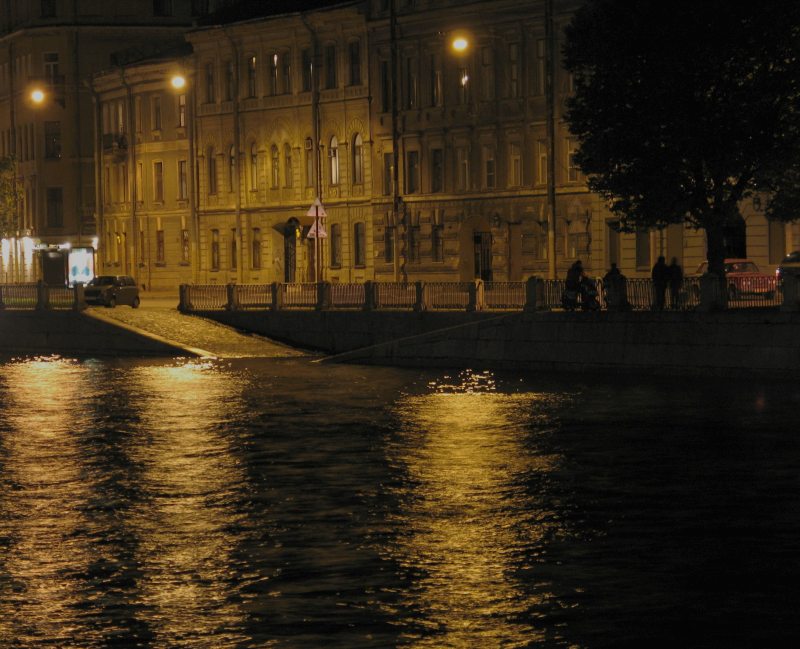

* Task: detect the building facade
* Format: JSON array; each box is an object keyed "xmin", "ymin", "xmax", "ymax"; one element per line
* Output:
[
  {"xmin": 87, "ymin": 0, "xmax": 800, "ymax": 289},
  {"xmin": 0, "ymin": 0, "xmax": 217, "ymax": 283}
]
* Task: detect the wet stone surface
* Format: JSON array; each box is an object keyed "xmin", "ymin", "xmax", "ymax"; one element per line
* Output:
[{"xmin": 91, "ymin": 295, "xmax": 308, "ymax": 358}]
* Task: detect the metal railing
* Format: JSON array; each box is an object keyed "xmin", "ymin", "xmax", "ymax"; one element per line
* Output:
[
  {"xmin": 236, "ymin": 284, "xmax": 272, "ymax": 309},
  {"xmin": 282, "ymin": 283, "xmax": 316, "ymax": 308},
  {"xmin": 485, "ymin": 281, "xmax": 526, "ymax": 310},
  {"xmin": 0, "ymin": 283, "xmax": 38, "ymax": 309},
  {"xmin": 185, "ymin": 284, "xmax": 227, "ymax": 310},
  {"xmin": 0, "ymin": 282, "xmax": 84, "ymax": 311},
  {"xmin": 330, "ymin": 283, "xmax": 365, "ymax": 309},
  {"xmin": 375, "ymin": 282, "xmax": 416, "ymax": 309},
  {"xmin": 427, "ymin": 282, "xmax": 471, "ymax": 310}
]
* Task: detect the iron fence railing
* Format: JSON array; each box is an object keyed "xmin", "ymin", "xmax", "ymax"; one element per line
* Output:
[
  {"xmin": 236, "ymin": 284, "xmax": 272, "ymax": 309},
  {"xmin": 375, "ymin": 282, "xmax": 416, "ymax": 309},
  {"xmin": 0, "ymin": 283, "xmax": 38, "ymax": 309},
  {"xmin": 485, "ymin": 281, "xmax": 526, "ymax": 309},
  {"xmin": 330, "ymin": 283, "xmax": 365, "ymax": 309},
  {"xmin": 427, "ymin": 282, "xmax": 472, "ymax": 310},
  {"xmin": 185, "ymin": 284, "xmax": 227, "ymax": 310},
  {"xmin": 25, "ymin": 275, "xmax": 770, "ymax": 315},
  {"xmin": 282, "ymin": 283, "xmax": 316, "ymax": 308}
]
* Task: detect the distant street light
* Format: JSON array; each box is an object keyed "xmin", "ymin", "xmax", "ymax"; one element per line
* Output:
[
  {"xmin": 30, "ymin": 88, "xmax": 45, "ymax": 104},
  {"xmin": 170, "ymin": 74, "xmax": 186, "ymax": 90},
  {"xmin": 452, "ymin": 36, "xmax": 469, "ymax": 52}
]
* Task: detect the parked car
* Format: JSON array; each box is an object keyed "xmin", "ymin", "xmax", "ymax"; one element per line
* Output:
[
  {"xmin": 84, "ymin": 275, "xmax": 140, "ymax": 308},
  {"xmin": 776, "ymin": 251, "xmax": 800, "ymax": 284},
  {"xmin": 694, "ymin": 259, "xmax": 776, "ymax": 300}
]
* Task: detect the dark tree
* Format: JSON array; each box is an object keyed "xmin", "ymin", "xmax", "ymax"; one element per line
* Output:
[{"xmin": 563, "ymin": 0, "xmax": 800, "ymax": 277}]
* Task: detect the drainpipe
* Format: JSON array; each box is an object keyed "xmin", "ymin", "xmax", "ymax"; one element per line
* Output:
[
  {"xmin": 188, "ymin": 57, "xmax": 201, "ymax": 282},
  {"xmin": 301, "ymin": 13, "xmax": 322, "ymax": 283},
  {"xmin": 224, "ymin": 29, "xmax": 244, "ymax": 284},
  {"xmin": 87, "ymin": 77, "xmax": 104, "ymax": 272},
  {"xmin": 120, "ymin": 68, "xmax": 138, "ymax": 283},
  {"xmin": 390, "ymin": 0, "xmax": 405, "ymax": 282},
  {"xmin": 545, "ymin": 0, "xmax": 557, "ymax": 279}
]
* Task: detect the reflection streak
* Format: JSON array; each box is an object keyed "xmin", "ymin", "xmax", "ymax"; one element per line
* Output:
[
  {"xmin": 127, "ymin": 361, "xmax": 248, "ymax": 648},
  {"xmin": 387, "ymin": 372, "xmax": 562, "ymax": 647}
]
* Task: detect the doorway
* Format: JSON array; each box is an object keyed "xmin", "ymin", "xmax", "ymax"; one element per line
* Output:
[
  {"xmin": 473, "ymin": 232, "xmax": 492, "ymax": 281},
  {"xmin": 284, "ymin": 219, "xmax": 299, "ymax": 283}
]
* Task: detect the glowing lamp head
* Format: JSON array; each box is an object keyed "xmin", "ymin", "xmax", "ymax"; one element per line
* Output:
[
  {"xmin": 171, "ymin": 75, "xmax": 186, "ymax": 90},
  {"xmin": 30, "ymin": 88, "xmax": 45, "ymax": 104},
  {"xmin": 452, "ymin": 37, "xmax": 469, "ymax": 53}
]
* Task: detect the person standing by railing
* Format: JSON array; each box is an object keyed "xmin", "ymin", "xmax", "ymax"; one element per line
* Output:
[{"xmin": 652, "ymin": 256, "xmax": 669, "ymax": 311}]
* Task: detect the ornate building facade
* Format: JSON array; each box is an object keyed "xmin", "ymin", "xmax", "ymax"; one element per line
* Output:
[{"xmin": 84, "ymin": 0, "xmax": 800, "ymax": 287}]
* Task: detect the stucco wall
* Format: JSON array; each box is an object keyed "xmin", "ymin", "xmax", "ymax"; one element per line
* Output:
[{"xmin": 203, "ymin": 308, "xmax": 800, "ymax": 377}]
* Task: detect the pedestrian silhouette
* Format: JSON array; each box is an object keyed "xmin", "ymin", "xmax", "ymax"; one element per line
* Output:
[
  {"xmin": 651, "ymin": 255, "xmax": 669, "ymax": 310},
  {"xmin": 668, "ymin": 257, "xmax": 683, "ymax": 309}
]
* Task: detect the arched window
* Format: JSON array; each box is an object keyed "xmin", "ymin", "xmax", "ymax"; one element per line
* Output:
[
  {"xmin": 271, "ymin": 144, "xmax": 280, "ymax": 188},
  {"xmin": 207, "ymin": 146, "xmax": 217, "ymax": 195},
  {"xmin": 329, "ymin": 136, "xmax": 339, "ymax": 185},
  {"xmin": 227, "ymin": 145, "xmax": 235, "ymax": 192},
  {"xmin": 352, "ymin": 133, "xmax": 363, "ymax": 185},
  {"xmin": 284, "ymin": 143, "xmax": 293, "ymax": 188},
  {"xmin": 330, "ymin": 223, "xmax": 342, "ymax": 267},
  {"xmin": 249, "ymin": 142, "xmax": 258, "ymax": 190}
]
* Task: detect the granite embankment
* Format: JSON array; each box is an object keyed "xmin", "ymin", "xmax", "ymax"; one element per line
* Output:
[
  {"xmin": 201, "ymin": 308, "xmax": 800, "ymax": 377},
  {"xmin": 0, "ymin": 309, "xmax": 197, "ymax": 357}
]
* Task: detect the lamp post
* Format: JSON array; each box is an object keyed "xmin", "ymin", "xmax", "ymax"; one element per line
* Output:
[{"xmin": 170, "ymin": 71, "xmax": 200, "ymax": 282}]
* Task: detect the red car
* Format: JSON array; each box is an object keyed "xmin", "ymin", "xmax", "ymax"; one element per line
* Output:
[{"xmin": 694, "ymin": 259, "xmax": 776, "ymax": 300}]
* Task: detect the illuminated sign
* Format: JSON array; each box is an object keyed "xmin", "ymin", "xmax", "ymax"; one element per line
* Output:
[{"xmin": 68, "ymin": 247, "xmax": 95, "ymax": 285}]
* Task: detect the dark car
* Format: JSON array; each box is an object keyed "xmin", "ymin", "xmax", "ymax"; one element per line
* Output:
[
  {"xmin": 776, "ymin": 251, "xmax": 800, "ymax": 284},
  {"xmin": 84, "ymin": 275, "xmax": 140, "ymax": 308},
  {"xmin": 694, "ymin": 259, "xmax": 776, "ymax": 300}
]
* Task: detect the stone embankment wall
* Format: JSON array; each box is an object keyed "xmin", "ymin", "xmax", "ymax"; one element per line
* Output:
[
  {"xmin": 204, "ymin": 308, "xmax": 800, "ymax": 376},
  {"xmin": 0, "ymin": 311, "xmax": 195, "ymax": 357}
]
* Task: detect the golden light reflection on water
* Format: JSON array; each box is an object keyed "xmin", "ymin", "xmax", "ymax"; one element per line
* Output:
[
  {"xmin": 126, "ymin": 360, "xmax": 248, "ymax": 648},
  {"xmin": 0, "ymin": 358, "xmax": 95, "ymax": 645},
  {"xmin": 388, "ymin": 370, "xmax": 563, "ymax": 648}
]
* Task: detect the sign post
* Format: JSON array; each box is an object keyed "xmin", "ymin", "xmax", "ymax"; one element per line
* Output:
[{"xmin": 306, "ymin": 198, "xmax": 328, "ymax": 282}]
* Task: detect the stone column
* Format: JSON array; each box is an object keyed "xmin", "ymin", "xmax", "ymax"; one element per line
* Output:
[
  {"xmin": 35, "ymin": 280, "xmax": 49, "ymax": 310},
  {"xmin": 271, "ymin": 282, "xmax": 283, "ymax": 310},
  {"xmin": 524, "ymin": 276, "xmax": 541, "ymax": 312},
  {"xmin": 316, "ymin": 281, "xmax": 331, "ymax": 310},
  {"xmin": 467, "ymin": 279, "xmax": 484, "ymax": 312},
  {"xmin": 363, "ymin": 280, "xmax": 377, "ymax": 311},
  {"xmin": 605, "ymin": 275, "xmax": 630, "ymax": 311},
  {"xmin": 226, "ymin": 283, "xmax": 240, "ymax": 311},
  {"xmin": 414, "ymin": 281, "xmax": 428, "ymax": 312},
  {"xmin": 698, "ymin": 273, "xmax": 726, "ymax": 311},
  {"xmin": 72, "ymin": 284, "xmax": 87, "ymax": 311},
  {"xmin": 780, "ymin": 274, "xmax": 800, "ymax": 312}
]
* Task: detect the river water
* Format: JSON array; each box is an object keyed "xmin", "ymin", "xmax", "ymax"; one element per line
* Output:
[{"xmin": 0, "ymin": 355, "xmax": 797, "ymax": 648}]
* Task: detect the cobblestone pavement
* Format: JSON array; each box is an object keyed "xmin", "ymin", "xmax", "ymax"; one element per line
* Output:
[{"xmin": 92, "ymin": 292, "xmax": 309, "ymax": 358}]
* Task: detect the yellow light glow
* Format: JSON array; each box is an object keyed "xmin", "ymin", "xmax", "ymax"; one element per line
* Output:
[
  {"xmin": 171, "ymin": 75, "xmax": 186, "ymax": 90},
  {"xmin": 30, "ymin": 88, "xmax": 45, "ymax": 103},
  {"xmin": 452, "ymin": 37, "xmax": 469, "ymax": 52},
  {"xmin": 22, "ymin": 237, "xmax": 34, "ymax": 265}
]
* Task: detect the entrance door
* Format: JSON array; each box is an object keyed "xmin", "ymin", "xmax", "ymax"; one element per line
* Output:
[
  {"xmin": 473, "ymin": 232, "xmax": 492, "ymax": 281},
  {"xmin": 284, "ymin": 220, "xmax": 298, "ymax": 283}
]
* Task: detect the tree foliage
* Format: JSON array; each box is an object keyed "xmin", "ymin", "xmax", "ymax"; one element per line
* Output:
[
  {"xmin": 0, "ymin": 156, "xmax": 21, "ymax": 236},
  {"xmin": 563, "ymin": 0, "xmax": 800, "ymax": 275}
]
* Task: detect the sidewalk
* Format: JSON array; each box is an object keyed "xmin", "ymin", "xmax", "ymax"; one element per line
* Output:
[{"xmin": 93, "ymin": 292, "xmax": 308, "ymax": 359}]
